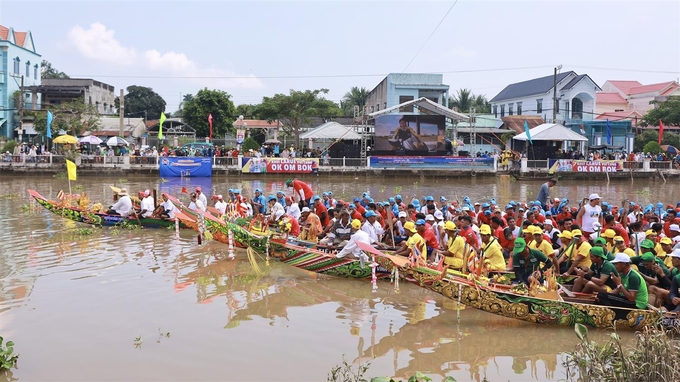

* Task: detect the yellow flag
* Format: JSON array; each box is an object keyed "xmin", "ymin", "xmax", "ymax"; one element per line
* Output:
[
  {"xmin": 159, "ymin": 112, "xmax": 167, "ymax": 140},
  {"xmin": 66, "ymin": 159, "xmax": 77, "ymax": 181}
]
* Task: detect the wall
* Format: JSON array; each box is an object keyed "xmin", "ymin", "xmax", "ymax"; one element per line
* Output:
[{"xmin": 1, "ymin": 40, "xmax": 41, "ymax": 138}]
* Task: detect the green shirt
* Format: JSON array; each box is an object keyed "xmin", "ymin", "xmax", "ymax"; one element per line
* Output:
[
  {"xmin": 513, "ymin": 248, "xmax": 549, "ymax": 281},
  {"xmin": 590, "ymin": 260, "xmax": 619, "ymax": 289},
  {"xmin": 621, "ymin": 269, "xmax": 648, "ymax": 309},
  {"xmin": 630, "ymin": 256, "xmax": 670, "ymax": 279},
  {"xmin": 671, "ymin": 267, "xmax": 680, "ymax": 279}
]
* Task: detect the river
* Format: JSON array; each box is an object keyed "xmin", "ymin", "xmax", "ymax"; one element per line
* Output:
[{"xmin": 1, "ymin": 174, "xmax": 675, "ymax": 382}]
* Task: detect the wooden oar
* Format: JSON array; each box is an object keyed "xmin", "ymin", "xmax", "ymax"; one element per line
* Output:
[
  {"xmin": 356, "ymin": 241, "xmax": 411, "ymax": 268},
  {"xmin": 559, "ymin": 283, "xmax": 576, "ymax": 298}
]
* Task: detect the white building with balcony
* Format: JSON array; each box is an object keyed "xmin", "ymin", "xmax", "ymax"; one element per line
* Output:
[{"xmin": 364, "ymin": 73, "xmax": 450, "ymax": 114}]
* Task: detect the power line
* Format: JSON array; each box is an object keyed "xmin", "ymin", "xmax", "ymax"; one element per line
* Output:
[{"xmin": 402, "ymin": 0, "xmax": 459, "ymax": 72}]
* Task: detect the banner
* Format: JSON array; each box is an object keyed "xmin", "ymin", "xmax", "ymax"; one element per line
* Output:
[
  {"xmin": 159, "ymin": 157, "xmax": 213, "ymax": 177},
  {"xmin": 550, "ymin": 159, "xmax": 624, "ymax": 173},
  {"xmin": 373, "ymin": 114, "xmax": 446, "ymax": 156},
  {"xmin": 241, "ymin": 157, "xmax": 319, "ymax": 174},
  {"xmin": 370, "ymin": 156, "xmax": 494, "ymax": 169},
  {"xmin": 236, "ymin": 130, "xmax": 245, "ymax": 144}
]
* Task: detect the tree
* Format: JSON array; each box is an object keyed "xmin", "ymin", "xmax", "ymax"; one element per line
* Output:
[
  {"xmin": 257, "ymin": 89, "xmax": 342, "ymax": 148},
  {"xmin": 472, "ymin": 94, "xmax": 491, "ymax": 114},
  {"xmin": 40, "ymin": 60, "xmax": 70, "ymax": 79},
  {"xmin": 643, "ymin": 141, "xmax": 661, "ymax": 154},
  {"xmin": 235, "ymin": 104, "xmax": 260, "ymax": 119},
  {"xmin": 449, "ymin": 88, "xmax": 491, "ymax": 113},
  {"xmin": 182, "ymin": 88, "xmax": 236, "ymax": 138},
  {"xmin": 641, "ymin": 96, "xmax": 680, "ymax": 127},
  {"xmin": 242, "ymin": 137, "xmax": 260, "ymax": 152},
  {"xmin": 114, "ymin": 85, "xmax": 167, "ymax": 119},
  {"xmin": 633, "ymin": 129, "xmax": 680, "ymax": 152},
  {"xmin": 30, "ymin": 98, "xmax": 100, "ymax": 136},
  {"xmin": 341, "ymin": 87, "xmax": 369, "ymax": 116}
]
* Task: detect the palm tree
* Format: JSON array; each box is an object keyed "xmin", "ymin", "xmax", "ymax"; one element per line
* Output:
[
  {"xmin": 472, "ymin": 94, "xmax": 491, "ymax": 113},
  {"xmin": 342, "ymin": 87, "xmax": 369, "ymax": 116},
  {"xmin": 449, "ymin": 88, "xmax": 474, "ymax": 113}
]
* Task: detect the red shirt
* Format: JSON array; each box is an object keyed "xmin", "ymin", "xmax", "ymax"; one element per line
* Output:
[
  {"xmin": 611, "ymin": 224, "xmax": 630, "ymax": 246},
  {"xmin": 459, "ymin": 226, "xmax": 478, "ymax": 248},
  {"xmin": 292, "ymin": 180, "xmax": 313, "ymax": 201},
  {"xmin": 355, "ymin": 204, "xmax": 366, "ymax": 215},
  {"xmin": 421, "ymin": 227, "xmax": 439, "ymax": 248},
  {"xmin": 314, "ymin": 203, "xmax": 329, "ymax": 227},
  {"xmin": 287, "ymin": 216, "xmax": 300, "ymax": 237},
  {"xmin": 477, "ymin": 211, "xmax": 490, "ymax": 225},
  {"xmin": 351, "ymin": 210, "xmax": 364, "ymax": 222}
]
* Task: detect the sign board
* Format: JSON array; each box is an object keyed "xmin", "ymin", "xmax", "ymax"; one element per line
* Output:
[
  {"xmin": 159, "ymin": 157, "xmax": 213, "ymax": 177},
  {"xmin": 550, "ymin": 159, "xmax": 624, "ymax": 173},
  {"xmin": 370, "ymin": 156, "xmax": 494, "ymax": 169},
  {"xmin": 241, "ymin": 157, "xmax": 319, "ymax": 174}
]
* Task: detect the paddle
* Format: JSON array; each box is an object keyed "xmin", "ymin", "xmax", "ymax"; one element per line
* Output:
[{"xmin": 356, "ymin": 241, "xmax": 411, "ymax": 268}]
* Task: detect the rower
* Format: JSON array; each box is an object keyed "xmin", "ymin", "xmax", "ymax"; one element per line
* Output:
[
  {"xmin": 284, "ymin": 196, "xmax": 301, "ymax": 219},
  {"xmin": 512, "ymin": 238, "xmax": 553, "ymax": 286},
  {"xmin": 195, "ymin": 187, "xmax": 208, "ymax": 208},
  {"xmin": 251, "ymin": 188, "xmax": 266, "ymax": 215},
  {"xmin": 268, "ymin": 195, "xmax": 285, "ymax": 217},
  {"xmin": 285, "ymin": 179, "xmax": 313, "ymax": 208},
  {"xmin": 361, "ymin": 210, "xmax": 384, "ymax": 244},
  {"xmin": 107, "ymin": 188, "xmax": 132, "ymax": 216},
  {"xmin": 335, "ymin": 219, "xmax": 371, "ymax": 261},
  {"xmin": 393, "ymin": 221, "xmax": 426, "ymax": 264},
  {"xmin": 572, "ymin": 247, "xmax": 619, "ymax": 293},
  {"xmin": 613, "ymin": 236, "xmax": 636, "ymax": 258},
  {"xmin": 629, "ymin": 249, "xmax": 670, "ymax": 307},
  {"xmin": 561, "ymin": 230, "xmax": 592, "ymax": 277},
  {"xmin": 657, "ymin": 237, "xmax": 674, "ymax": 268},
  {"xmin": 158, "ymin": 193, "xmax": 175, "ymax": 220},
  {"xmin": 139, "ymin": 189, "xmax": 155, "ymax": 218},
  {"xmin": 319, "ymin": 210, "xmax": 352, "ymax": 247},
  {"xmin": 438, "ymin": 221, "xmax": 469, "ymax": 270},
  {"xmin": 663, "ymin": 249, "xmax": 680, "ymax": 312},
  {"xmin": 188, "ymin": 192, "xmax": 206, "ymax": 212},
  {"xmin": 214, "ymin": 195, "xmax": 227, "ymax": 216},
  {"xmin": 479, "ymin": 224, "xmax": 506, "ymax": 276},
  {"xmin": 415, "ymin": 219, "xmax": 437, "ymax": 261},
  {"xmin": 596, "ymin": 253, "xmax": 649, "ymax": 310}
]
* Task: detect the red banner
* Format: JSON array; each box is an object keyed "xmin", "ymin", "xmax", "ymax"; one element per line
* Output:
[
  {"xmin": 241, "ymin": 157, "xmax": 319, "ymax": 174},
  {"xmin": 571, "ymin": 160, "xmax": 623, "ymax": 172}
]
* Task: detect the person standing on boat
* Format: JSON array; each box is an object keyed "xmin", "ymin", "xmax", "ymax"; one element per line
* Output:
[
  {"xmin": 107, "ymin": 188, "xmax": 133, "ymax": 216},
  {"xmin": 577, "ymin": 194, "xmax": 602, "ymax": 238},
  {"xmin": 596, "ymin": 253, "xmax": 648, "ymax": 310},
  {"xmin": 214, "ymin": 195, "xmax": 227, "ymax": 216},
  {"xmin": 572, "ymin": 247, "xmax": 619, "ymax": 294},
  {"xmin": 536, "ymin": 178, "xmax": 557, "ymax": 211},
  {"xmin": 286, "ymin": 179, "xmax": 313, "ymax": 208},
  {"xmin": 195, "ymin": 187, "xmax": 208, "ymax": 208},
  {"xmin": 512, "ymin": 238, "xmax": 553, "ymax": 285},
  {"xmin": 139, "ymin": 190, "xmax": 155, "ymax": 218}
]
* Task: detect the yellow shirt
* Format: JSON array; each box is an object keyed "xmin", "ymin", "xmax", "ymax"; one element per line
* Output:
[
  {"xmin": 574, "ymin": 241, "xmax": 593, "ymax": 269},
  {"xmin": 620, "ymin": 248, "xmax": 636, "ymax": 258},
  {"xmin": 530, "ymin": 239, "xmax": 554, "ymax": 258},
  {"xmin": 407, "ymin": 233, "xmax": 427, "ymax": 263},
  {"xmin": 657, "ymin": 251, "xmax": 673, "ymax": 268},
  {"xmin": 481, "ymin": 239, "xmax": 506, "ymax": 272},
  {"xmin": 444, "ymin": 235, "xmax": 467, "ymax": 269}
]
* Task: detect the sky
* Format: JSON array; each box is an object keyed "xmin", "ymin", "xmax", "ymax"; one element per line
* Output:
[{"xmin": 2, "ymin": 0, "xmax": 679, "ymax": 115}]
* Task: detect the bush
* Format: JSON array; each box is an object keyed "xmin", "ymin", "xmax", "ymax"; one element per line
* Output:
[
  {"xmin": 0, "ymin": 336, "xmax": 18, "ymax": 370},
  {"xmin": 242, "ymin": 137, "xmax": 260, "ymax": 152},
  {"xmin": 1, "ymin": 140, "xmax": 18, "ymax": 154},
  {"xmin": 563, "ymin": 323, "xmax": 680, "ymax": 382},
  {"xmin": 642, "ymin": 141, "xmax": 661, "ymax": 154}
]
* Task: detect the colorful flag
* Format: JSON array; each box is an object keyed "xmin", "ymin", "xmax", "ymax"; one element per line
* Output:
[
  {"xmin": 181, "ymin": 187, "xmax": 188, "ymax": 194},
  {"xmin": 46, "ymin": 110, "xmax": 53, "ymax": 139},
  {"xmin": 208, "ymin": 114, "xmax": 213, "ymax": 141},
  {"xmin": 66, "ymin": 159, "xmax": 77, "ymax": 181},
  {"xmin": 159, "ymin": 112, "xmax": 167, "ymax": 140},
  {"xmin": 659, "ymin": 119, "xmax": 664, "ymax": 145},
  {"xmin": 57, "ymin": 190, "xmax": 65, "ymax": 200},
  {"xmin": 524, "ymin": 119, "xmax": 532, "ymax": 145},
  {"xmin": 606, "ymin": 119, "xmax": 612, "ymax": 145}
]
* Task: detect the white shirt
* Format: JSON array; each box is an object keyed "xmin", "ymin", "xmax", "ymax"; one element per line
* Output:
[
  {"xmin": 162, "ymin": 199, "xmax": 175, "ymax": 218},
  {"xmin": 197, "ymin": 192, "xmax": 208, "ymax": 207},
  {"xmin": 189, "ymin": 199, "xmax": 206, "ymax": 212},
  {"xmin": 111, "ymin": 195, "xmax": 133, "ymax": 217},
  {"xmin": 140, "ymin": 195, "xmax": 155, "ymax": 218},
  {"xmin": 361, "ymin": 220, "xmax": 384, "ymax": 242},
  {"xmin": 215, "ymin": 200, "xmax": 227, "ymax": 215},
  {"xmin": 582, "ymin": 204, "xmax": 602, "ymax": 232},
  {"xmin": 336, "ymin": 229, "xmax": 372, "ymax": 260},
  {"xmin": 270, "ymin": 202, "xmax": 285, "ymax": 215},
  {"xmin": 286, "ymin": 203, "xmax": 301, "ymax": 219}
]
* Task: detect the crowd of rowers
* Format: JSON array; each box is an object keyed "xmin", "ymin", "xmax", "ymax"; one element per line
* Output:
[{"xmin": 108, "ymin": 178, "xmax": 680, "ymax": 313}]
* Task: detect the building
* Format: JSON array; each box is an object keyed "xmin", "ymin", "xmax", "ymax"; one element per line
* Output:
[
  {"xmin": 597, "ymin": 80, "xmax": 680, "ymax": 117},
  {"xmin": 0, "ymin": 25, "xmax": 41, "ymax": 138},
  {"xmin": 28, "ymin": 78, "xmax": 116, "ymax": 115},
  {"xmin": 490, "ymin": 71, "xmax": 601, "ymax": 125},
  {"xmin": 364, "ymin": 73, "xmax": 450, "ymax": 114},
  {"xmin": 454, "ymin": 114, "xmax": 512, "ymax": 154}
]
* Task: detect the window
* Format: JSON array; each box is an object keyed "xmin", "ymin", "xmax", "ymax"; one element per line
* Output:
[
  {"xmin": 375, "ymin": 104, "xmax": 379, "ymax": 111},
  {"xmin": 536, "ymin": 99, "xmax": 543, "ymax": 114},
  {"xmin": 493, "ymin": 105, "xmax": 497, "ymax": 118},
  {"xmin": 517, "ymin": 102, "xmax": 522, "ymax": 115},
  {"xmin": 34, "ymin": 65, "xmax": 38, "ymax": 80},
  {"xmin": 509, "ymin": 104, "xmax": 514, "ymax": 116},
  {"xmin": 25, "ymin": 61, "xmax": 30, "ymax": 77},
  {"xmin": 500, "ymin": 105, "xmax": 505, "ymax": 117},
  {"xmin": 398, "ymin": 95, "xmax": 414, "ymax": 112},
  {"xmin": 565, "ymin": 101, "xmax": 570, "ymax": 119},
  {"xmin": 383, "ymin": 102, "xmax": 386, "ymax": 110},
  {"xmin": 13, "ymin": 57, "xmax": 20, "ymax": 74},
  {"xmin": 371, "ymin": 106, "xmax": 374, "ymax": 113}
]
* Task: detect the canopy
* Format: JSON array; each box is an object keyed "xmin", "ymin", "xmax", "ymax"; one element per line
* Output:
[
  {"xmin": 106, "ymin": 136, "xmax": 129, "ymax": 146},
  {"xmin": 300, "ymin": 122, "xmax": 362, "ymax": 140},
  {"xmin": 368, "ymin": 97, "xmax": 469, "ymax": 121},
  {"xmin": 53, "ymin": 134, "xmax": 78, "ymax": 144},
  {"xmin": 78, "ymin": 135, "xmax": 103, "ymax": 145},
  {"xmin": 513, "ymin": 123, "xmax": 588, "ymax": 142}
]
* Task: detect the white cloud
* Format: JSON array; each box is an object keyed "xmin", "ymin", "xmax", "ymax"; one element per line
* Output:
[
  {"xmin": 67, "ymin": 23, "xmax": 264, "ymax": 90},
  {"xmin": 447, "ymin": 48, "xmax": 478, "ymax": 59}
]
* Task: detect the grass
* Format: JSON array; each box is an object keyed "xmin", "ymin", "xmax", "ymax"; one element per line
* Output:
[{"xmin": 326, "ymin": 356, "xmax": 459, "ymax": 382}]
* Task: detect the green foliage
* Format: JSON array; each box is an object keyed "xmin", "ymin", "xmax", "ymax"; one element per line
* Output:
[
  {"xmin": 30, "ymin": 98, "xmax": 100, "ymax": 136},
  {"xmin": 115, "ymin": 85, "xmax": 166, "ymax": 119},
  {"xmin": 641, "ymin": 96, "xmax": 680, "ymax": 127},
  {"xmin": 183, "ymin": 88, "xmax": 236, "ymax": 138},
  {"xmin": 117, "ymin": 178, "xmax": 128, "ymax": 183},
  {"xmin": 41, "ymin": 60, "xmax": 69, "ymax": 79},
  {"xmin": 449, "ymin": 88, "xmax": 491, "ymax": 113},
  {"xmin": 327, "ymin": 356, "xmax": 456, "ymax": 382},
  {"xmin": 54, "ymin": 172, "xmax": 67, "ymax": 179},
  {"xmin": 341, "ymin": 87, "xmax": 369, "ymax": 116},
  {"xmin": 242, "ymin": 137, "xmax": 260, "ymax": 152},
  {"xmin": 563, "ymin": 324, "xmax": 680, "ymax": 382},
  {"xmin": 1, "ymin": 140, "xmax": 18, "ymax": 154},
  {"xmin": 642, "ymin": 141, "xmax": 661, "ymax": 154},
  {"xmin": 75, "ymin": 228, "xmax": 94, "ymax": 235},
  {"xmin": 0, "ymin": 336, "xmax": 19, "ymax": 370},
  {"xmin": 235, "ymin": 104, "xmax": 260, "ymax": 119},
  {"xmin": 257, "ymin": 88, "xmax": 342, "ymax": 148},
  {"xmin": 632, "ymin": 130, "xmax": 680, "ymax": 152},
  {"xmin": 72, "ymin": 184, "xmax": 83, "ymax": 192}
]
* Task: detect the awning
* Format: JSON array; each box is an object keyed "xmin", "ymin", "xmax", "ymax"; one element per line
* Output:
[
  {"xmin": 513, "ymin": 123, "xmax": 588, "ymax": 142},
  {"xmin": 299, "ymin": 122, "xmax": 362, "ymax": 140},
  {"xmin": 368, "ymin": 97, "xmax": 469, "ymax": 121}
]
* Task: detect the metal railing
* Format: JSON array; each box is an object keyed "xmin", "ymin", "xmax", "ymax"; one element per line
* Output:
[
  {"xmin": 318, "ymin": 157, "xmax": 365, "ymax": 167},
  {"xmin": 526, "ymin": 160, "xmax": 549, "ymax": 169}
]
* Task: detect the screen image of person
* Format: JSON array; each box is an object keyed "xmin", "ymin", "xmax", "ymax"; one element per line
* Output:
[{"xmin": 389, "ymin": 117, "xmax": 427, "ymax": 151}]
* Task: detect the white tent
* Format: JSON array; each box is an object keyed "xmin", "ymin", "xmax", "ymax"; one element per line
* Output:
[
  {"xmin": 513, "ymin": 123, "xmax": 588, "ymax": 142},
  {"xmin": 300, "ymin": 122, "xmax": 362, "ymax": 140},
  {"xmin": 368, "ymin": 97, "xmax": 469, "ymax": 121}
]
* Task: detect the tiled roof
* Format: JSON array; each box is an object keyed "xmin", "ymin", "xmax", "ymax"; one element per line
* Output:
[
  {"xmin": 560, "ymin": 74, "xmax": 601, "ymax": 91},
  {"xmin": 490, "ymin": 71, "xmax": 575, "ymax": 103},
  {"xmin": 0, "ymin": 26, "xmax": 8, "ymax": 40},
  {"xmin": 500, "ymin": 115, "xmax": 545, "ymax": 134},
  {"xmin": 89, "ymin": 130, "xmax": 133, "ymax": 137},
  {"xmin": 595, "ymin": 110, "xmax": 643, "ymax": 121},
  {"xmin": 607, "ymin": 81, "xmax": 642, "ymax": 94},
  {"xmin": 14, "ymin": 31, "xmax": 26, "ymax": 47},
  {"xmin": 661, "ymin": 85, "xmax": 680, "ymax": 96},
  {"xmin": 628, "ymin": 81, "xmax": 677, "ymax": 95},
  {"xmin": 596, "ymin": 92, "xmax": 627, "ymax": 104}
]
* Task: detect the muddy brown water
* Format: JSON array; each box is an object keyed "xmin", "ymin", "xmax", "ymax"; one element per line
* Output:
[{"xmin": 2, "ymin": 174, "xmax": 674, "ymax": 381}]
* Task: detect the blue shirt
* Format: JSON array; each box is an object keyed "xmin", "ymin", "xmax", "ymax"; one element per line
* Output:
[
  {"xmin": 277, "ymin": 196, "xmax": 286, "ymax": 206},
  {"xmin": 253, "ymin": 195, "xmax": 266, "ymax": 214}
]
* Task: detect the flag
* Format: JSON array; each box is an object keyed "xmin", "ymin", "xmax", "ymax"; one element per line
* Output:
[
  {"xmin": 57, "ymin": 190, "xmax": 65, "ymax": 200},
  {"xmin": 208, "ymin": 114, "xmax": 213, "ymax": 141},
  {"xmin": 606, "ymin": 119, "xmax": 612, "ymax": 145},
  {"xmin": 181, "ymin": 187, "xmax": 188, "ymax": 194},
  {"xmin": 524, "ymin": 119, "xmax": 532, "ymax": 145},
  {"xmin": 159, "ymin": 112, "xmax": 167, "ymax": 140},
  {"xmin": 46, "ymin": 110, "xmax": 54, "ymax": 139},
  {"xmin": 659, "ymin": 119, "xmax": 664, "ymax": 145},
  {"xmin": 66, "ymin": 159, "xmax": 77, "ymax": 181}
]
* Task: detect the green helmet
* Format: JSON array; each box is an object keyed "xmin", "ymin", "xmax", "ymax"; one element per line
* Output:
[{"xmin": 285, "ymin": 179, "xmax": 293, "ymax": 187}]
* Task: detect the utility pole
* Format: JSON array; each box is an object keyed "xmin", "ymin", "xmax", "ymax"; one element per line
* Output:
[
  {"xmin": 119, "ymin": 89, "xmax": 124, "ymax": 137},
  {"xmin": 470, "ymin": 107, "xmax": 476, "ymax": 157},
  {"xmin": 553, "ymin": 65, "xmax": 562, "ymax": 123},
  {"xmin": 19, "ymin": 75, "xmax": 24, "ymax": 142}
]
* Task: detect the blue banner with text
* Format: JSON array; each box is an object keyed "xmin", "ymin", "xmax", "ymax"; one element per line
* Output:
[
  {"xmin": 159, "ymin": 157, "xmax": 213, "ymax": 177},
  {"xmin": 369, "ymin": 156, "xmax": 494, "ymax": 169}
]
